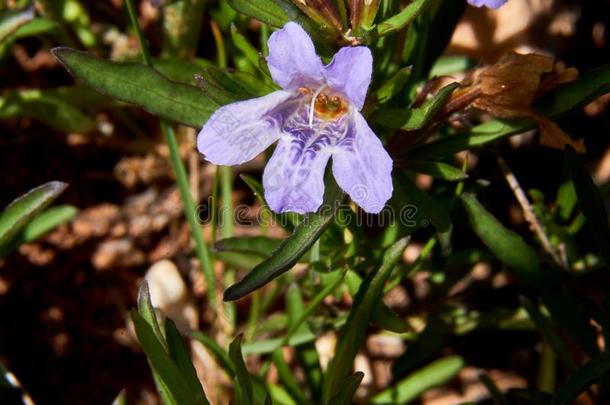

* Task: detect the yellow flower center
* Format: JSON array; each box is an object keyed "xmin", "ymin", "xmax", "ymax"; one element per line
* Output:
[{"xmin": 299, "ymin": 87, "xmax": 349, "ymax": 123}]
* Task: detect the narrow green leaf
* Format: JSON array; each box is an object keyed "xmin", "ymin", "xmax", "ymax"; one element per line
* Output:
[
  {"xmin": 286, "ymin": 284, "xmax": 323, "ymax": 400},
  {"xmin": 0, "ymin": 181, "xmax": 67, "ymax": 248},
  {"xmin": 52, "ymin": 47, "xmax": 226, "ymax": 128},
  {"xmin": 376, "ymin": 66, "xmax": 412, "ymax": 104},
  {"xmin": 131, "ymin": 310, "xmax": 197, "ymax": 405},
  {"xmin": 272, "ymin": 349, "xmax": 311, "ymax": 405},
  {"xmin": 231, "ymin": 24, "xmax": 262, "ymax": 70},
  {"xmin": 323, "ymin": 237, "xmax": 409, "ymax": 403},
  {"xmin": 391, "ymin": 316, "xmax": 447, "ymax": 377},
  {"xmin": 191, "ymin": 331, "xmax": 236, "ymax": 377},
  {"xmin": 406, "ymin": 160, "xmax": 468, "ymax": 181},
  {"xmin": 0, "ymin": 205, "xmax": 77, "ymax": 256},
  {"xmin": 0, "ymin": 89, "xmax": 96, "ymax": 133},
  {"xmin": 553, "ymin": 355, "xmax": 610, "ymax": 405},
  {"xmin": 328, "ymin": 372, "xmax": 364, "ymax": 405},
  {"xmin": 229, "ymin": 335, "xmax": 254, "ymax": 405},
  {"xmin": 165, "ymin": 319, "xmax": 208, "ymax": 404},
  {"xmin": 479, "ymin": 372, "xmax": 509, "ymax": 405},
  {"xmin": 371, "ymin": 356, "xmax": 464, "ymax": 404},
  {"xmin": 224, "ymin": 175, "xmax": 344, "ymax": 301},
  {"xmin": 137, "ymin": 281, "xmax": 166, "ymax": 349},
  {"xmin": 376, "ymin": 0, "xmax": 431, "ymax": 36},
  {"xmin": 227, "ymin": 0, "xmax": 288, "ymax": 27},
  {"xmin": 345, "ymin": 271, "xmax": 409, "ymax": 333},
  {"xmin": 372, "ymin": 82, "xmax": 458, "ymax": 130},
  {"xmin": 215, "ymin": 236, "xmax": 283, "ymax": 258},
  {"xmin": 460, "ymin": 194, "xmax": 599, "ymax": 355},
  {"xmin": 564, "ymin": 145, "xmax": 610, "ymax": 266}
]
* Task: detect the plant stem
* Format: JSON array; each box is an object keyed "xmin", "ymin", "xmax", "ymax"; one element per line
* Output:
[{"xmin": 125, "ymin": 0, "xmax": 216, "ymax": 310}]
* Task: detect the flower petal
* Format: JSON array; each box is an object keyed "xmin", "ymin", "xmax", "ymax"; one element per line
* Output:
[
  {"xmin": 197, "ymin": 90, "xmax": 294, "ymax": 165},
  {"xmin": 323, "ymin": 46, "xmax": 372, "ymax": 110},
  {"xmin": 263, "ymin": 137, "xmax": 332, "ymax": 214},
  {"xmin": 267, "ymin": 22, "xmax": 324, "ymax": 90},
  {"xmin": 467, "ymin": 0, "xmax": 507, "ymax": 9},
  {"xmin": 331, "ymin": 112, "xmax": 393, "ymax": 213}
]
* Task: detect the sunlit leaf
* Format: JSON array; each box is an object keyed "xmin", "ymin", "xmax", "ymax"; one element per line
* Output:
[
  {"xmin": 0, "ymin": 181, "xmax": 67, "ymax": 249},
  {"xmin": 52, "ymin": 47, "xmax": 229, "ymax": 128},
  {"xmin": 224, "ymin": 175, "xmax": 344, "ymax": 301}
]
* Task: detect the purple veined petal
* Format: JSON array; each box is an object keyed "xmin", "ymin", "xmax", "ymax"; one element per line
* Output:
[
  {"xmin": 197, "ymin": 90, "xmax": 295, "ymax": 166},
  {"xmin": 263, "ymin": 136, "xmax": 332, "ymax": 214},
  {"xmin": 323, "ymin": 46, "xmax": 373, "ymax": 110},
  {"xmin": 267, "ymin": 22, "xmax": 324, "ymax": 90},
  {"xmin": 467, "ymin": 0, "xmax": 508, "ymax": 9},
  {"xmin": 331, "ymin": 111, "xmax": 393, "ymax": 213}
]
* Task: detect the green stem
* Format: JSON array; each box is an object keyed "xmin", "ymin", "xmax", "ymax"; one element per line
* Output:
[
  {"xmin": 221, "ymin": 165, "xmax": 234, "ymax": 239},
  {"xmin": 125, "ymin": 0, "xmax": 216, "ymax": 310}
]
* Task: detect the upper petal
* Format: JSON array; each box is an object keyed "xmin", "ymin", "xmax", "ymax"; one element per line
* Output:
[
  {"xmin": 467, "ymin": 0, "xmax": 507, "ymax": 8},
  {"xmin": 267, "ymin": 22, "xmax": 324, "ymax": 90},
  {"xmin": 197, "ymin": 90, "xmax": 295, "ymax": 165},
  {"xmin": 323, "ymin": 46, "xmax": 372, "ymax": 110},
  {"xmin": 331, "ymin": 112, "xmax": 393, "ymax": 213},
  {"xmin": 263, "ymin": 137, "xmax": 332, "ymax": 214}
]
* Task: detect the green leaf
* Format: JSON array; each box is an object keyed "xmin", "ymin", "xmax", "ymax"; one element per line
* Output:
[
  {"xmin": 231, "ymin": 24, "xmax": 263, "ymax": 71},
  {"xmin": 0, "ymin": 5, "xmax": 34, "ymax": 43},
  {"xmin": 323, "ymin": 237, "xmax": 409, "ymax": 403},
  {"xmin": 460, "ymin": 194, "xmax": 599, "ymax": 355},
  {"xmin": 345, "ymin": 271, "xmax": 409, "ymax": 333},
  {"xmin": 328, "ymin": 372, "xmax": 364, "ymax": 405},
  {"xmin": 372, "ymin": 356, "xmax": 464, "ymax": 404},
  {"xmin": 227, "ymin": 0, "xmax": 288, "ymax": 27},
  {"xmin": 229, "ymin": 335, "xmax": 254, "ymax": 405},
  {"xmin": 372, "ymin": 82, "xmax": 458, "ymax": 130},
  {"xmin": 376, "ymin": 0, "xmax": 432, "ymax": 36},
  {"xmin": 272, "ymin": 349, "xmax": 311, "ymax": 405},
  {"xmin": 161, "ymin": 0, "xmax": 206, "ymax": 59},
  {"xmin": 0, "ymin": 205, "xmax": 77, "ymax": 256},
  {"xmin": 375, "ymin": 66, "xmax": 412, "ymax": 104},
  {"xmin": 215, "ymin": 236, "xmax": 283, "ymax": 258},
  {"xmin": 223, "ymin": 175, "xmax": 344, "ymax": 301},
  {"xmin": 165, "ymin": 320, "xmax": 208, "ymax": 404},
  {"xmin": 286, "ymin": 284, "xmax": 323, "ymax": 400},
  {"xmin": 112, "ymin": 389, "xmax": 128, "ymax": 405},
  {"xmin": 131, "ymin": 310, "xmax": 197, "ymax": 405},
  {"xmin": 406, "ymin": 160, "xmax": 468, "ymax": 181},
  {"xmin": 0, "ymin": 181, "xmax": 67, "ymax": 249},
  {"xmin": 191, "ymin": 332, "xmax": 236, "ymax": 377},
  {"xmin": 0, "ymin": 89, "xmax": 96, "ymax": 133},
  {"xmin": 564, "ymin": 145, "xmax": 610, "ymax": 266},
  {"xmin": 52, "ymin": 47, "xmax": 227, "ymax": 128},
  {"xmin": 553, "ymin": 355, "xmax": 610, "ymax": 405}
]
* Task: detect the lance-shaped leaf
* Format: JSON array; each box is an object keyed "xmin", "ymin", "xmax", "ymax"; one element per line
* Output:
[
  {"xmin": 375, "ymin": 66, "xmax": 412, "ymax": 104},
  {"xmin": 229, "ymin": 335, "xmax": 254, "ymax": 405},
  {"xmin": 371, "ymin": 356, "xmax": 464, "ymax": 404},
  {"xmin": 405, "ymin": 160, "xmax": 468, "ymax": 181},
  {"xmin": 223, "ymin": 175, "xmax": 344, "ymax": 301},
  {"xmin": 375, "ymin": 0, "xmax": 431, "ymax": 36},
  {"xmin": 0, "ymin": 181, "xmax": 68, "ymax": 249},
  {"xmin": 564, "ymin": 145, "xmax": 610, "ymax": 266},
  {"xmin": 372, "ymin": 82, "xmax": 458, "ymax": 130},
  {"xmin": 51, "ymin": 47, "xmax": 227, "ymax": 128},
  {"xmin": 460, "ymin": 194, "xmax": 600, "ymax": 355},
  {"xmin": 328, "ymin": 372, "xmax": 364, "ymax": 405},
  {"xmin": 215, "ymin": 236, "xmax": 283, "ymax": 258},
  {"xmin": 323, "ymin": 237, "xmax": 409, "ymax": 403}
]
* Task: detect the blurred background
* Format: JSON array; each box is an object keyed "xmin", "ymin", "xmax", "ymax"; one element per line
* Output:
[{"xmin": 0, "ymin": 0, "xmax": 609, "ymax": 404}]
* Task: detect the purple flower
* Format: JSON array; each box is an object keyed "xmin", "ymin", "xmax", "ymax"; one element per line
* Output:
[
  {"xmin": 197, "ymin": 22, "xmax": 393, "ymax": 214},
  {"xmin": 467, "ymin": 0, "xmax": 508, "ymax": 9}
]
